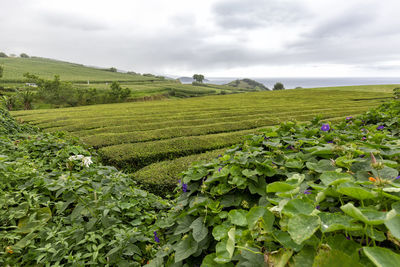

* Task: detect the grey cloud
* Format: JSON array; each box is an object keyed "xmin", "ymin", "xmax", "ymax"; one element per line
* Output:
[
  {"xmin": 39, "ymin": 12, "xmax": 107, "ymax": 31},
  {"xmin": 304, "ymin": 8, "xmax": 376, "ymax": 39},
  {"xmin": 212, "ymin": 0, "xmax": 309, "ymax": 30}
]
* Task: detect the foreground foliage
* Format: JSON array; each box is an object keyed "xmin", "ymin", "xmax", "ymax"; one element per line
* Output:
[
  {"xmin": 0, "ymin": 108, "xmax": 170, "ymax": 266},
  {"xmin": 150, "ymin": 100, "xmax": 400, "ymax": 266}
]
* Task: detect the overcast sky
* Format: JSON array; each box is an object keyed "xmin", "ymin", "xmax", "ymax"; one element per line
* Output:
[{"xmin": 1, "ymin": 0, "xmax": 400, "ymax": 77}]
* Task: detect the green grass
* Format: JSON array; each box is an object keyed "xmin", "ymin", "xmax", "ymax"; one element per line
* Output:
[
  {"xmin": 0, "ymin": 57, "xmax": 155, "ymax": 82},
  {"xmin": 11, "ymin": 85, "xmax": 395, "ymax": 188}
]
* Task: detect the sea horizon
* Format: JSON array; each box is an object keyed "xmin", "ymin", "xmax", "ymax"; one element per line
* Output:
[{"xmin": 198, "ymin": 77, "xmax": 400, "ymax": 89}]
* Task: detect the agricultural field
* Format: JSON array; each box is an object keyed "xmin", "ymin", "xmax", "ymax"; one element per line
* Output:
[
  {"xmin": 0, "ymin": 57, "xmax": 153, "ymax": 82},
  {"xmin": 12, "ymin": 86, "xmax": 394, "ymax": 191},
  {"xmin": 0, "ymin": 57, "xmax": 257, "ymax": 106}
]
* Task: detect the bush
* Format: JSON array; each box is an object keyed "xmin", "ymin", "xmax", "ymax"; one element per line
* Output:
[
  {"xmin": 0, "ymin": 52, "xmax": 7, "ymax": 58},
  {"xmin": 20, "ymin": 53, "xmax": 29, "ymax": 58},
  {"xmin": 273, "ymin": 82, "xmax": 285, "ymax": 90},
  {"xmin": 149, "ymin": 101, "xmax": 400, "ymax": 266}
]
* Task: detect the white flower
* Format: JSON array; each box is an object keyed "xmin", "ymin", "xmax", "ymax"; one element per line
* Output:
[
  {"xmin": 68, "ymin": 155, "xmax": 84, "ymax": 161},
  {"xmin": 68, "ymin": 155, "xmax": 93, "ymax": 167},
  {"xmin": 82, "ymin": 156, "xmax": 93, "ymax": 167}
]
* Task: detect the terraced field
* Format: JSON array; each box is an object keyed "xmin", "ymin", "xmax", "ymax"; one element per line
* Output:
[{"xmin": 12, "ymin": 87, "xmax": 393, "ymax": 190}]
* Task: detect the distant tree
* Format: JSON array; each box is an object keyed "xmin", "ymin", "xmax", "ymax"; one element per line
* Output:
[
  {"xmin": 20, "ymin": 53, "xmax": 30, "ymax": 58},
  {"xmin": 109, "ymin": 67, "xmax": 117, "ymax": 72},
  {"xmin": 273, "ymin": 82, "xmax": 285, "ymax": 90},
  {"xmin": 0, "ymin": 52, "xmax": 7, "ymax": 58},
  {"xmin": 0, "ymin": 65, "xmax": 3, "ymax": 78},
  {"xmin": 108, "ymin": 82, "xmax": 131, "ymax": 102},
  {"xmin": 193, "ymin": 74, "xmax": 205, "ymax": 83},
  {"xmin": 18, "ymin": 89, "xmax": 34, "ymax": 110}
]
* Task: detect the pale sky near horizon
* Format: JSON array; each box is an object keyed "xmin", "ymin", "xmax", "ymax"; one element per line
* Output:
[{"xmin": 1, "ymin": 0, "xmax": 400, "ymax": 77}]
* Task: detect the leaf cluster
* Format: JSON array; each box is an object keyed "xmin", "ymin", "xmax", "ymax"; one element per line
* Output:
[
  {"xmin": 0, "ymin": 108, "xmax": 171, "ymax": 266},
  {"xmin": 150, "ymin": 101, "xmax": 400, "ymax": 266}
]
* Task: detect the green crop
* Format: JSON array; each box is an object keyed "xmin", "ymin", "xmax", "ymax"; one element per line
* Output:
[{"xmin": 11, "ymin": 88, "xmax": 392, "ymax": 189}]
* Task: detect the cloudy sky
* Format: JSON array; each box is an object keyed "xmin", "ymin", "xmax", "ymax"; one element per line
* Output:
[{"xmin": 1, "ymin": 0, "xmax": 400, "ymax": 77}]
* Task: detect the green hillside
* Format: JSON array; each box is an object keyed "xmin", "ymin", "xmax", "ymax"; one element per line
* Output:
[
  {"xmin": 12, "ymin": 86, "xmax": 394, "ymax": 192},
  {"xmin": 0, "ymin": 57, "xmax": 155, "ymax": 82}
]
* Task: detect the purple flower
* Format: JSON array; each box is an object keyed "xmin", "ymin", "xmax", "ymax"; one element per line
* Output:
[
  {"xmin": 154, "ymin": 231, "xmax": 160, "ymax": 243},
  {"xmin": 346, "ymin": 116, "xmax": 353, "ymax": 120},
  {"xmin": 377, "ymin": 125, "xmax": 385, "ymax": 130},
  {"xmin": 316, "ymin": 205, "xmax": 320, "ymax": 210},
  {"xmin": 359, "ymin": 154, "xmax": 365, "ymax": 158},
  {"xmin": 182, "ymin": 183, "xmax": 188, "ymax": 192},
  {"xmin": 286, "ymin": 145, "xmax": 294, "ymax": 150},
  {"xmin": 345, "ymin": 236, "xmax": 350, "ymax": 240},
  {"xmin": 178, "ymin": 179, "xmax": 181, "ymax": 184},
  {"xmin": 327, "ymin": 141, "xmax": 333, "ymax": 144},
  {"xmin": 218, "ymin": 167, "xmax": 222, "ymax": 172},
  {"xmin": 396, "ymin": 176, "xmax": 400, "ymax": 180},
  {"xmin": 321, "ymin": 124, "xmax": 330, "ymax": 132},
  {"xmin": 217, "ymin": 154, "xmax": 222, "ymax": 158},
  {"xmin": 304, "ymin": 189, "xmax": 312, "ymax": 195},
  {"xmin": 362, "ymin": 137, "xmax": 367, "ymax": 141}
]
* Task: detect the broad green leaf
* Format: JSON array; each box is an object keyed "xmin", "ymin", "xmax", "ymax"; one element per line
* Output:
[
  {"xmin": 174, "ymin": 234, "xmax": 198, "ymax": 263},
  {"xmin": 337, "ymin": 183, "xmax": 378, "ymax": 200},
  {"xmin": 174, "ymin": 216, "xmax": 194, "ymax": 235},
  {"xmin": 313, "ymin": 249, "xmax": 363, "ymax": 267},
  {"xmin": 202, "ymin": 253, "xmax": 234, "ymax": 267},
  {"xmin": 228, "ymin": 209, "xmax": 247, "ymax": 226},
  {"xmin": 267, "ymin": 248, "xmax": 293, "ymax": 267},
  {"xmin": 282, "ymin": 199, "xmax": 314, "ymax": 217},
  {"xmin": 273, "ymin": 230, "xmax": 304, "ymax": 252},
  {"xmin": 267, "ymin": 181, "xmax": 297, "ymax": 193},
  {"xmin": 292, "ymin": 246, "xmax": 316, "ymax": 267},
  {"xmin": 226, "ymin": 228, "xmax": 235, "ymax": 259},
  {"xmin": 340, "ymin": 203, "xmax": 388, "ymax": 225},
  {"xmin": 215, "ymin": 240, "xmax": 231, "ymax": 264},
  {"xmin": 366, "ymin": 227, "xmax": 386, "ymax": 241},
  {"xmin": 326, "ymin": 235, "xmax": 361, "ymax": 259},
  {"xmin": 319, "ymin": 171, "xmax": 353, "ymax": 186},
  {"xmin": 288, "ymin": 214, "xmax": 320, "ymax": 244},
  {"xmin": 212, "ymin": 224, "xmax": 230, "ymax": 241},
  {"xmin": 384, "ymin": 214, "xmax": 400, "ymax": 241},
  {"xmin": 190, "ymin": 217, "xmax": 208, "ymax": 242},
  {"xmin": 306, "ymin": 160, "xmax": 337, "ymax": 173},
  {"xmin": 363, "ymin": 247, "xmax": 400, "ymax": 267},
  {"xmin": 285, "ymin": 159, "xmax": 304, "ymax": 169},
  {"xmin": 319, "ymin": 212, "xmax": 363, "ymax": 233},
  {"xmin": 246, "ymin": 206, "xmax": 275, "ymax": 232}
]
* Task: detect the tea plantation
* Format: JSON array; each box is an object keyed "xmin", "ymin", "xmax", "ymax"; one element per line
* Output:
[
  {"xmin": 12, "ymin": 87, "xmax": 392, "ymax": 191},
  {"xmin": 2, "ymin": 95, "xmax": 400, "ymax": 266}
]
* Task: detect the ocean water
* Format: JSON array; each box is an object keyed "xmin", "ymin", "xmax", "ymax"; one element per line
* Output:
[{"xmin": 206, "ymin": 77, "xmax": 400, "ymax": 89}]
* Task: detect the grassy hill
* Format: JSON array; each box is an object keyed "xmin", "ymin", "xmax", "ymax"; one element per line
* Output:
[
  {"xmin": 0, "ymin": 57, "xmax": 155, "ymax": 82},
  {"xmin": 11, "ymin": 85, "xmax": 394, "ymax": 192}
]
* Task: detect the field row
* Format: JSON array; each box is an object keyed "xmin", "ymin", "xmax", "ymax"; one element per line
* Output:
[
  {"xmin": 29, "ymin": 103, "xmax": 371, "ymax": 133},
  {"xmin": 81, "ymin": 107, "xmax": 370, "ymax": 148}
]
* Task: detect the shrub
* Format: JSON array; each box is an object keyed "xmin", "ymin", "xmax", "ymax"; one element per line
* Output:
[
  {"xmin": 20, "ymin": 53, "xmax": 29, "ymax": 58},
  {"xmin": 0, "ymin": 52, "xmax": 7, "ymax": 58}
]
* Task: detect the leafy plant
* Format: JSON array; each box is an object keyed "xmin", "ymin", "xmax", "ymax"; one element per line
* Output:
[
  {"xmin": 0, "ymin": 108, "xmax": 171, "ymax": 266},
  {"xmin": 149, "ymin": 101, "xmax": 400, "ymax": 266}
]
